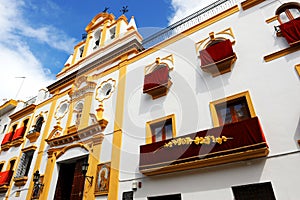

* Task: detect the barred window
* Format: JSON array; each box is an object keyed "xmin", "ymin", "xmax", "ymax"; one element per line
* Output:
[{"xmin": 15, "ymin": 150, "xmax": 34, "ymax": 178}]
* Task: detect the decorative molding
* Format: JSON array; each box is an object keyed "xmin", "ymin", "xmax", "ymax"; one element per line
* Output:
[
  {"xmin": 9, "ymin": 104, "xmax": 36, "ymax": 121},
  {"xmin": 46, "ymin": 123, "xmax": 101, "ymax": 147},
  {"xmin": 295, "ymin": 64, "xmax": 300, "ymax": 77},
  {"xmin": 10, "ymin": 138, "xmax": 24, "ymax": 147},
  {"xmin": 26, "ymin": 131, "xmax": 40, "ymax": 143},
  {"xmin": 13, "ymin": 176, "xmax": 28, "ymax": 187},
  {"xmin": 266, "ymin": 16, "xmax": 278, "ymax": 24},
  {"xmin": 21, "ymin": 145, "xmax": 37, "ymax": 152},
  {"xmin": 264, "ymin": 44, "xmax": 300, "ymax": 62},
  {"xmin": 241, "ymin": 0, "xmax": 266, "ymax": 10},
  {"xmin": 54, "ymin": 99, "xmax": 70, "ymax": 121},
  {"xmin": 1, "ymin": 143, "xmax": 10, "ymax": 151},
  {"xmin": 95, "ymin": 78, "xmax": 116, "ymax": 102},
  {"xmin": 196, "ymin": 27, "xmax": 235, "ymax": 52},
  {"xmin": 55, "ymin": 143, "xmax": 88, "ymax": 159}
]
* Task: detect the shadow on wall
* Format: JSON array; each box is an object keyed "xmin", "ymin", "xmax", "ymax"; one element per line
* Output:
[
  {"xmin": 293, "ymin": 116, "xmax": 300, "ymax": 147},
  {"xmin": 135, "ymin": 158, "xmax": 267, "ymax": 198}
]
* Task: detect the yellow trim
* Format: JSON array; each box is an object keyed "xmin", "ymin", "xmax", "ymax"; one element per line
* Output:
[
  {"xmin": 146, "ymin": 114, "xmax": 177, "ymax": 144},
  {"xmin": 79, "ymin": 92, "xmax": 93, "ymax": 129},
  {"xmin": 82, "ymin": 32, "xmax": 92, "ymax": 58},
  {"xmin": 22, "ymin": 145, "xmax": 37, "ymax": 152},
  {"xmin": 296, "ymin": 64, "xmax": 300, "ymax": 77},
  {"xmin": 100, "ymin": 21, "xmax": 108, "ymax": 46},
  {"xmin": 108, "ymin": 55, "xmax": 128, "ymax": 200},
  {"xmin": 63, "ymin": 100, "xmax": 74, "ymax": 134},
  {"xmin": 55, "ymin": 143, "xmax": 88, "ymax": 159},
  {"xmin": 26, "ymin": 95, "xmax": 58, "ymax": 200},
  {"xmin": 116, "ymin": 17, "xmax": 121, "ymax": 38},
  {"xmin": 71, "ymin": 48, "xmax": 79, "ymax": 65},
  {"xmin": 4, "ymin": 157, "xmax": 17, "ymax": 199},
  {"xmin": 0, "ymin": 99, "xmax": 17, "ymax": 111},
  {"xmin": 6, "ymin": 157, "xmax": 17, "ymax": 171},
  {"xmin": 264, "ymin": 44, "xmax": 300, "ymax": 62},
  {"xmin": 266, "ymin": 15, "xmax": 278, "ymax": 23},
  {"xmin": 209, "ymin": 91, "xmax": 256, "ymax": 127},
  {"xmin": 241, "ymin": 0, "xmax": 266, "ymax": 10}
]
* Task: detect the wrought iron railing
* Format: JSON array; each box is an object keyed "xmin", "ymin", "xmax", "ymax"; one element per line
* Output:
[
  {"xmin": 142, "ymin": 0, "xmax": 237, "ymax": 49},
  {"xmin": 24, "ymin": 96, "xmax": 37, "ymax": 107}
]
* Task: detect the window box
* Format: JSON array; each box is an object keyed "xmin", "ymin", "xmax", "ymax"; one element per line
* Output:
[
  {"xmin": 1, "ymin": 132, "xmax": 13, "ymax": 151},
  {"xmin": 0, "ymin": 170, "xmax": 13, "ymax": 192},
  {"xmin": 199, "ymin": 39, "xmax": 237, "ymax": 77},
  {"xmin": 139, "ymin": 117, "xmax": 269, "ymax": 176},
  {"xmin": 143, "ymin": 64, "xmax": 172, "ymax": 99},
  {"xmin": 13, "ymin": 176, "xmax": 28, "ymax": 187},
  {"xmin": 26, "ymin": 130, "xmax": 40, "ymax": 143}
]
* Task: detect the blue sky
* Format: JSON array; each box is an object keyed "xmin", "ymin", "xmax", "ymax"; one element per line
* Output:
[{"xmin": 0, "ymin": 0, "xmax": 213, "ymax": 102}]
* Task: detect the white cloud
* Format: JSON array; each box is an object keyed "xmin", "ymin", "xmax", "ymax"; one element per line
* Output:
[
  {"xmin": 0, "ymin": 0, "xmax": 76, "ymax": 102},
  {"xmin": 168, "ymin": 0, "xmax": 215, "ymax": 24}
]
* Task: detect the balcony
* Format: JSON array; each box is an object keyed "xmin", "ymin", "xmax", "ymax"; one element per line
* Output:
[
  {"xmin": 0, "ymin": 170, "xmax": 13, "ymax": 192},
  {"xmin": 143, "ymin": 64, "xmax": 172, "ymax": 99},
  {"xmin": 139, "ymin": 117, "xmax": 269, "ymax": 176},
  {"xmin": 1, "ymin": 132, "xmax": 13, "ymax": 151}
]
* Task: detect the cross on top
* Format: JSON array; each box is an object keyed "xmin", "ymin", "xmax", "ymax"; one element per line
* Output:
[
  {"xmin": 103, "ymin": 7, "xmax": 109, "ymax": 13},
  {"xmin": 120, "ymin": 6, "xmax": 129, "ymax": 14}
]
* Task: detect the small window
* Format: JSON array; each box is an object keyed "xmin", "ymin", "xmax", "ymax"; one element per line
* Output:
[
  {"xmin": 232, "ymin": 182, "xmax": 276, "ymax": 200},
  {"xmin": 94, "ymin": 29, "xmax": 101, "ymax": 49},
  {"xmin": 79, "ymin": 46, "xmax": 84, "ymax": 58},
  {"xmin": 15, "ymin": 150, "xmax": 34, "ymax": 178},
  {"xmin": 9, "ymin": 159, "xmax": 16, "ymax": 171},
  {"xmin": 210, "ymin": 91, "xmax": 256, "ymax": 127},
  {"xmin": 34, "ymin": 116, "xmax": 44, "ymax": 133},
  {"xmin": 148, "ymin": 194, "xmax": 181, "ymax": 200},
  {"xmin": 146, "ymin": 114, "xmax": 176, "ymax": 144},
  {"xmin": 110, "ymin": 27, "xmax": 116, "ymax": 39}
]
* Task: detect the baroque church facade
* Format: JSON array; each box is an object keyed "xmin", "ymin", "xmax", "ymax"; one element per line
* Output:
[{"xmin": 0, "ymin": 0, "xmax": 299, "ymax": 199}]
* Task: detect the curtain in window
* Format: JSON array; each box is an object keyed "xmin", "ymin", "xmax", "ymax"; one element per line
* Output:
[
  {"xmin": 12, "ymin": 127, "xmax": 26, "ymax": 141},
  {"xmin": 280, "ymin": 17, "xmax": 300, "ymax": 45},
  {"xmin": 0, "ymin": 170, "xmax": 13, "ymax": 186},
  {"xmin": 199, "ymin": 39, "xmax": 234, "ymax": 66},
  {"xmin": 1, "ymin": 132, "xmax": 13, "ymax": 145},
  {"xmin": 143, "ymin": 65, "xmax": 169, "ymax": 92}
]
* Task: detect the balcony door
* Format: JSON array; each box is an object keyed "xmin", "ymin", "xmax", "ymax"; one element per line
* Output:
[{"xmin": 54, "ymin": 157, "xmax": 86, "ymax": 200}]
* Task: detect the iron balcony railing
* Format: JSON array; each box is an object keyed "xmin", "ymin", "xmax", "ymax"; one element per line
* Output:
[{"xmin": 142, "ymin": 0, "xmax": 237, "ymax": 49}]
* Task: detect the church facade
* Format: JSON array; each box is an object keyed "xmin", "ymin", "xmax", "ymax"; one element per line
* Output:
[{"xmin": 0, "ymin": 0, "xmax": 299, "ymax": 199}]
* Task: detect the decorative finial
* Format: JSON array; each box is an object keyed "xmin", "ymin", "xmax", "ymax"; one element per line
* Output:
[
  {"xmin": 103, "ymin": 7, "xmax": 109, "ymax": 13},
  {"xmin": 120, "ymin": 6, "xmax": 129, "ymax": 15}
]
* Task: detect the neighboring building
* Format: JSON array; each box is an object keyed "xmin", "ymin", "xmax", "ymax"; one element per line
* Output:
[{"xmin": 0, "ymin": 0, "xmax": 299, "ymax": 199}]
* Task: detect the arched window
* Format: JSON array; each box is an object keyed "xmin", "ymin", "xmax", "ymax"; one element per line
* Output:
[
  {"xmin": 276, "ymin": 2, "xmax": 300, "ymax": 24},
  {"xmin": 275, "ymin": 2, "xmax": 300, "ymax": 46},
  {"xmin": 34, "ymin": 116, "xmax": 44, "ymax": 133}
]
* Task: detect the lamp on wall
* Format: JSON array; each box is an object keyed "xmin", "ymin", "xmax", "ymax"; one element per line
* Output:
[
  {"xmin": 82, "ymin": 161, "xmax": 94, "ymax": 185},
  {"xmin": 32, "ymin": 170, "xmax": 44, "ymax": 198}
]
